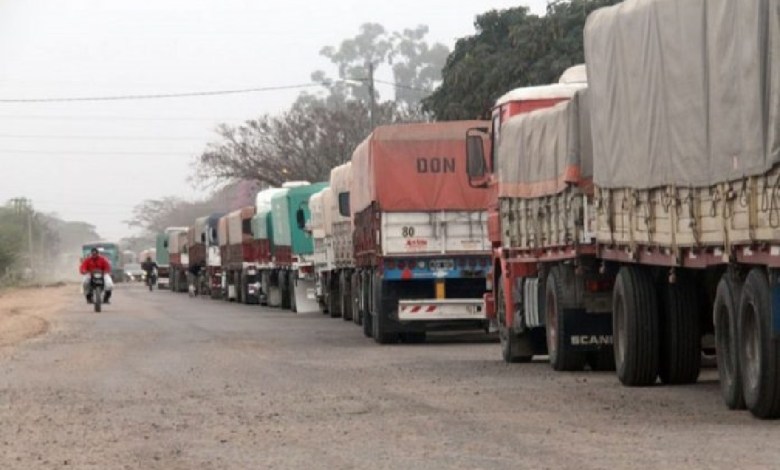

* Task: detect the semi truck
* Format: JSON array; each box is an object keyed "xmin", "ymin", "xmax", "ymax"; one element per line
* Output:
[
  {"xmin": 321, "ymin": 163, "xmax": 356, "ymax": 322},
  {"xmin": 464, "ymin": 0, "xmax": 780, "ymax": 419},
  {"xmin": 251, "ymin": 187, "xmax": 286, "ymax": 307},
  {"xmin": 169, "ymin": 228, "xmax": 190, "ymax": 293},
  {"xmin": 309, "ymin": 187, "xmax": 334, "ymax": 314},
  {"xmin": 219, "ymin": 207, "xmax": 260, "ymax": 304},
  {"xmin": 464, "ymin": 68, "xmax": 607, "ymax": 370},
  {"xmin": 156, "ymin": 227, "xmax": 187, "ymax": 290},
  {"xmin": 348, "ymin": 122, "xmax": 493, "ymax": 344},
  {"xmin": 270, "ymin": 182, "xmax": 328, "ymax": 313},
  {"xmin": 189, "ymin": 213, "xmax": 224, "ymax": 298}
]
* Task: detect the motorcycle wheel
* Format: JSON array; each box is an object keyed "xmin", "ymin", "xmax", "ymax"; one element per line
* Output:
[{"xmin": 94, "ymin": 287, "xmax": 102, "ymax": 313}]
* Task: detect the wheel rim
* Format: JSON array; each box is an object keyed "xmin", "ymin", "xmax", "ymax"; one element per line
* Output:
[
  {"xmin": 614, "ymin": 289, "xmax": 626, "ymax": 367},
  {"xmin": 741, "ymin": 300, "xmax": 761, "ymax": 392},
  {"xmin": 546, "ymin": 288, "xmax": 558, "ymax": 359}
]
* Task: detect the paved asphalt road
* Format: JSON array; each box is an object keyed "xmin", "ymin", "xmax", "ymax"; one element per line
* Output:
[{"xmin": 0, "ymin": 284, "xmax": 777, "ymax": 469}]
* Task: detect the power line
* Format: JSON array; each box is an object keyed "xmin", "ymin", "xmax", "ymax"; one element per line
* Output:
[
  {"xmin": 0, "ymin": 134, "xmax": 207, "ymax": 141},
  {"xmin": 0, "ymin": 114, "xmax": 251, "ymax": 121},
  {"xmin": 0, "ymin": 149, "xmax": 196, "ymax": 156},
  {"xmin": 0, "ymin": 83, "xmax": 319, "ymax": 103},
  {"xmin": 0, "ymin": 80, "xmax": 430, "ymax": 104},
  {"xmin": 374, "ymin": 79, "xmax": 428, "ymax": 93}
]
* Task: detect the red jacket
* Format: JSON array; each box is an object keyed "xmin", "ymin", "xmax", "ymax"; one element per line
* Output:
[{"xmin": 80, "ymin": 255, "xmax": 112, "ymax": 274}]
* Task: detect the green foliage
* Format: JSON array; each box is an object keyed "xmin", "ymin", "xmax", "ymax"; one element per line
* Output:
[{"xmin": 422, "ymin": 0, "xmax": 622, "ymax": 120}]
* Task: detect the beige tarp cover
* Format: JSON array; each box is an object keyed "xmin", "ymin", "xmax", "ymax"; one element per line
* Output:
[
  {"xmin": 585, "ymin": 0, "xmax": 780, "ymax": 189},
  {"xmin": 350, "ymin": 121, "xmax": 492, "ymax": 214},
  {"xmin": 497, "ymin": 90, "xmax": 592, "ymax": 198}
]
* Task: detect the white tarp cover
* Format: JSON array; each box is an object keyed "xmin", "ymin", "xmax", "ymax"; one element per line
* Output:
[
  {"xmin": 328, "ymin": 163, "xmax": 352, "ymax": 224},
  {"xmin": 585, "ymin": 0, "xmax": 780, "ymax": 189},
  {"xmin": 497, "ymin": 89, "xmax": 592, "ymax": 198}
]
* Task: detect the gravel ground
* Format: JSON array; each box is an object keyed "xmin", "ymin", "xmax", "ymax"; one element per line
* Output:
[{"xmin": 0, "ymin": 283, "xmax": 777, "ymax": 469}]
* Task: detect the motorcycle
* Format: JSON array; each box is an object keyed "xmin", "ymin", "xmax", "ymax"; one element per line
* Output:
[
  {"xmin": 88, "ymin": 271, "xmax": 106, "ymax": 313},
  {"xmin": 146, "ymin": 271, "xmax": 157, "ymax": 291}
]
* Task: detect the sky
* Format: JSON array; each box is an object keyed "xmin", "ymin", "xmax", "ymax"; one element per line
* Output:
[{"xmin": 0, "ymin": 0, "xmax": 548, "ymax": 241}]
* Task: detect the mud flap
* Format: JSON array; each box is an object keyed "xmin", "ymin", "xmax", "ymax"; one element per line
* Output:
[{"xmin": 562, "ymin": 308, "xmax": 613, "ymax": 352}]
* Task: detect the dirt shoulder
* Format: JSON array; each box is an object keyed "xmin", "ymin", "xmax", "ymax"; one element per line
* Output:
[{"xmin": 0, "ymin": 284, "xmax": 72, "ymax": 349}]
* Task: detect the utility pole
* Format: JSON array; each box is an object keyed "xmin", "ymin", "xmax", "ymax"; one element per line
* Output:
[{"xmin": 367, "ymin": 61, "xmax": 376, "ymax": 131}]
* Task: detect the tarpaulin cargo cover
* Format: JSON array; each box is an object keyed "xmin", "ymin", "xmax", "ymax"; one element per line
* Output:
[
  {"xmin": 585, "ymin": 0, "xmax": 780, "ymax": 189},
  {"xmin": 350, "ymin": 121, "xmax": 492, "ymax": 214},
  {"xmin": 497, "ymin": 89, "xmax": 592, "ymax": 198}
]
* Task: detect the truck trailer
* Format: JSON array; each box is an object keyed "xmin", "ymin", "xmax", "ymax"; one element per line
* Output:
[
  {"xmin": 464, "ymin": 0, "xmax": 780, "ymax": 419},
  {"xmin": 219, "ymin": 207, "xmax": 260, "ymax": 304},
  {"xmin": 190, "ymin": 213, "xmax": 224, "ymax": 298},
  {"xmin": 169, "ymin": 228, "xmax": 190, "ymax": 293},
  {"xmin": 269, "ymin": 182, "xmax": 328, "ymax": 313},
  {"xmin": 348, "ymin": 122, "xmax": 493, "ymax": 344}
]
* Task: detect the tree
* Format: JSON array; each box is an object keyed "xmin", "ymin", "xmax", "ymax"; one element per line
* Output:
[
  {"xmin": 126, "ymin": 181, "xmax": 264, "ymax": 236},
  {"xmin": 194, "ymin": 97, "xmax": 399, "ymax": 188},
  {"xmin": 313, "ymin": 22, "xmax": 449, "ymax": 109},
  {"xmin": 422, "ymin": 0, "xmax": 621, "ymax": 120}
]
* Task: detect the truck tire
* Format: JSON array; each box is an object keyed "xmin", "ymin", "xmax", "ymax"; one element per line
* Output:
[
  {"xmin": 279, "ymin": 271, "xmax": 290, "ymax": 310},
  {"xmin": 372, "ymin": 272, "xmax": 398, "ymax": 344},
  {"xmin": 738, "ymin": 269, "xmax": 780, "ymax": 419},
  {"xmin": 714, "ymin": 274, "xmax": 745, "ymax": 410},
  {"xmin": 238, "ymin": 272, "xmax": 245, "ymax": 304},
  {"xmin": 587, "ymin": 350, "xmax": 616, "ymax": 371},
  {"xmin": 658, "ymin": 274, "xmax": 701, "ymax": 384},
  {"xmin": 328, "ymin": 273, "xmax": 340, "ymax": 318},
  {"xmin": 613, "ymin": 265, "xmax": 659, "ymax": 386},
  {"xmin": 401, "ymin": 332, "xmax": 427, "ymax": 344},
  {"xmin": 340, "ymin": 272, "xmax": 353, "ymax": 321},
  {"xmin": 352, "ymin": 273, "xmax": 362, "ymax": 326},
  {"xmin": 546, "ymin": 266, "xmax": 586, "ymax": 371},
  {"xmin": 496, "ymin": 273, "xmax": 533, "ymax": 363},
  {"xmin": 289, "ymin": 271, "xmax": 297, "ymax": 313}
]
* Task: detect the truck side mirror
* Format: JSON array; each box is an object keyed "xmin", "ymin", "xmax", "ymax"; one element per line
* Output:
[
  {"xmin": 163, "ymin": 240, "xmax": 168, "ymax": 249},
  {"xmin": 338, "ymin": 192, "xmax": 350, "ymax": 218},
  {"xmin": 466, "ymin": 134, "xmax": 486, "ymax": 178},
  {"xmin": 200, "ymin": 233, "xmax": 206, "ymax": 243},
  {"xmin": 296, "ymin": 208, "xmax": 307, "ymax": 230}
]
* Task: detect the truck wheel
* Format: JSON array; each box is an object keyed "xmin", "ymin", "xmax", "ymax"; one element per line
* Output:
[
  {"xmin": 587, "ymin": 350, "xmax": 615, "ymax": 371},
  {"xmin": 279, "ymin": 271, "xmax": 290, "ymax": 310},
  {"xmin": 613, "ymin": 266, "xmax": 659, "ymax": 386},
  {"xmin": 546, "ymin": 266, "xmax": 586, "ymax": 371},
  {"xmin": 738, "ymin": 269, "xmax": 780, "ymax": 419},
  {"xmin": 658, "ymin": 274, "xmax": 701, "ymax": 384},
  {"xmin": 238, "ymin": 272, "xmax": 245, "ymax": 304},
  {"xmin": 496, "ymin": 273, "xmax": 533, "ymax": 363},
  {"xmin": 402, "ymin": 332, "xmax": 426, "ymax": 344},
  {"xmin": 352, "ymin": 273, "xmax": 362, "ymax": 325},
  {"xmin": 340, "ymin": 272, "xmax": 353, "ymax": 321},
  {"xmin": 372, "ymin": 273, "xmax": 398, "ymax": 344},
  {"xmin": 289, "ymin": 271, "xmax": 297, "ymax": 313},
  {"xmin": 362, "ymin": 273, "xmax": 373, "ymax": 337},
  {"xmin": 328, "ymin": 274, "xmax": 340, "ymax": 318},
  {"xmin": 714, "ymin": 274, "xmax": 745, "ymax": 410}
]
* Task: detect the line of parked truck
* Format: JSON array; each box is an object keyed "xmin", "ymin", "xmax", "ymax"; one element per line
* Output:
[{"xmin": 146, "ymin": 0, "xmax": 780, "ymax": 419}]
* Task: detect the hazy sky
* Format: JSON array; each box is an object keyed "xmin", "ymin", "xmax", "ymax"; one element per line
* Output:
[{"xmin": 0, "ymin": 0, "xmax": 547, "ymax": 241}]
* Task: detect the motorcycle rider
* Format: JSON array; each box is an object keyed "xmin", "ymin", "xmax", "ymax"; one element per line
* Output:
[
  {"xmin": 141, "ymin": 256, "xmax": 158, "ymax": 283},
  {"xmin": 79, "ymin": 248, "xmax": 113, "ymax": 304}
]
